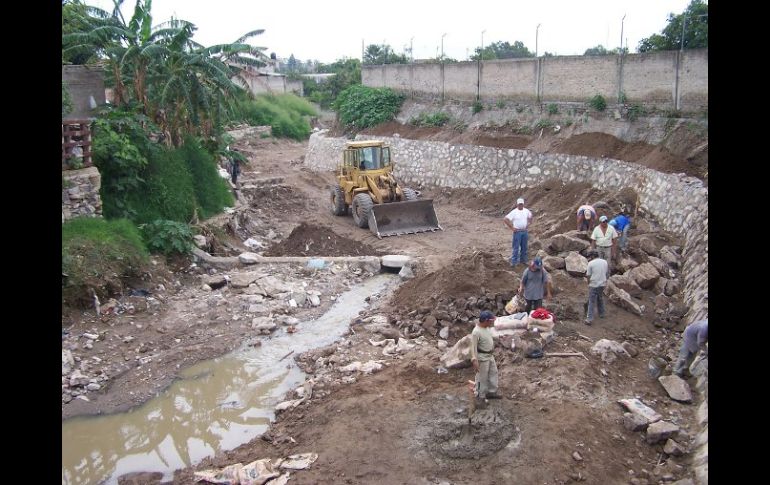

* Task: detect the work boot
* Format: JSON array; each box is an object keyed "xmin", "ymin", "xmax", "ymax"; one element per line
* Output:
[{"xmin": 486, "ymin": 392, "xmax": 503, "ymax": 399}]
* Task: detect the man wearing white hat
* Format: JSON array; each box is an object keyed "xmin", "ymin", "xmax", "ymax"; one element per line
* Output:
[
  {"xmin": 503, "ymin": 197, "xmax": 533, "ymax": 266},
  {"xmin": 590, "ymin": 215, "xmax": 618, "ymax": 265}
]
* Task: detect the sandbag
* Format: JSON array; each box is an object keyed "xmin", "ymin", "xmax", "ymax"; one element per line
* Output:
[
  {"xmin": 505, "ymin": 294, "xmax": 526, "ymax": 314},
  {"xmin": 527, "ymin": 310, "xmax": 555, "ymax": 332},
  {"xmin": 494, "ymin": 314, "xmax": 529, "ymax": 330}
]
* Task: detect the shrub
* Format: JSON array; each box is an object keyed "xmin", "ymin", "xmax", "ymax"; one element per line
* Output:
[
  {"xmin": 409, "ymin": 112, "xmax": 450, "ymax": 127},
  {"xmin": 547, "ymin": 103, "xmax": 558, "ymax": 115},
  {"xmin": 127, "ymin": 148, "xmax": 197, "ymax": 224},
  {"xmin": 62, "ymin": 82, "xmax": 73, "ymax": 117},
  {"xmin": 230, "ymin": 93, "xmax": 315, "ymax": 140},
  {"xmin": 62, "ymin": 217, "xmax": 148, "ymax": 306},
  {"xmin": 496, "ymin": 100, "xmax": 506, "ymax": 109},
  {"xmin": 588, "ymin": 94, "xmax": 607, "ymax": 111},
  {"xmin": 472, "ymin": 101, "xmax": 484, "ymax": 114},
  {"xmin": 141, "ymin": 220, "xmax": 194, "ymax": 255},
  {"xmin": 179, "ymin": 137, "xmax": 234, "ymax": 218},
  {"xmin": 335, "ymin": 85, "xmax": 405, "ymax": 129},
  {"xmin": 535, "ymin": 119, "xmax": 555, "ymax": 130},
  {"xmin": 627, "ymin": 104, "xmax": 646, "ymax": 121}
]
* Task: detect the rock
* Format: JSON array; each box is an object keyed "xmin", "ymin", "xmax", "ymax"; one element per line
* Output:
[
  {"xmin": 572, "ymin": 451, "xmax": 583, "ymax": 461},
  {"xmin": 437, "ymin": 341, "xmax": 448, "ymax": 350},
  {"xmin": 83, "ymin": 333, "xmax": 99, "ymax": 340},
  {"xmin": 645, "ymin": 420, "xmax": 680, "ymax": 444},
  {"xmin": 440, "ymin": 335, "xmax": 473, "ymax": 369},
  {"xmin": 252, "ymin": 318, "xmax": 277, "ymax": 331},
  {"xmin": 654, "ymin": 294, "xmax": 672, "ymax": 314},
  {"xmin": 609, "ymin": 274, "xmax": 643, "ymax": 298},
  {"xmin": 308, "ymin": 294, "xmax": 321, "ymax": 307},
  {"xmin": 548, "ymin": 234, "xmax": 590, "ymax": 254},
  {"xmin": 193, "ymin": 235, "xmax": 207, "ymax": 248},
  {"xmin": 398, "ymin": 265, "xmax": 415, "ymax": 279},
  {"xmin": 628, "ymin": 263, "xmax": 660, "ymax": 289},
  {"xmin": 629, "ymin": 479, "xmax": 649, "ymax": 485},
  {"xmin": 648, "ymin": 357, "xmax": 668, "ymax": 379},
  {"xmin": 230, "ymin": 272, "xmax": 261, "ymax": 289},
  {"xmin": 617, "ymin": 256, "xmax": 640, "ymax": 273},
  {"xmin": 664, "ymin": 279, "xmax": 680, "ymax": 296},
  {"xmin": 637, "ymin": 236, "xmax": 659, "ymax": 256},
  {"xmin": 606, "ymin": 281, "xmax": 644, "ymax": 316},
  {"xmin": 658, "ymin": 375, "xmax": 693, "ymax": 403},
  {"xmin": 117, "ymin": 471, "xmax": 164, "ymax": 485},
  {"xmin": 239, "ymin": 252, "xmax": 261, "ymax": 264},
  {"xmin": 340, "ymin": 360, "xmax": 383, "ymax": 374},
  {"xmin": 591, "ymin": 339, "xmax": 631, "ymax": 363},
  {"xmin": 670, "ymin": 479, "xmax": 694, "ymax": 485},
  {"xmin": 564, "ymin": 251, "xmax": 588, "ymax": 276},
  {"xmin": 618, "ymin": 398, "xmax": 662, "ymax": 425},
  {"xmin": 86, "ymin": 383, "xmax": 101, "ymax": 391},
  {"xmin": 623, "ymin": 412, "xmax": 650, "ymax": 432},
  {"xmin": 62, "ymin": 350, "xmax": 75, "ymax": 375},
  {"xmin": 663, "ymin": 439, "xmax": 686, "ymax": 456},
  {"xmin": 62, "ymin": 394, "xmax": 73, "ymax": 404},
  {"xmin": 201, "ymin": 284, "xmax": 212, "ymax": 292},
  {"xmin": 660, "ymin": 246, "xmax": 681, "ymax": 269},
  {"xmin": 381, "ymin": 254, "xmax": 410, "ymax": 269},
  {"xmin": 648, "ymin": 257, "xmax": 671, "ymax": 278},
  {"xmin": 543, "ymin": 256, "xmax": 566, "ymax": 271},
  {"xmin": 439, "ymin": 326, "xmax": 449, "ymax": 340},
  {"xmin": 202, "ymin": 274, "xmax": 227, "ymax": 287},
  {"xmin": 69, "ymin": 370, "xmax": 90, "ymax": 387},
  {"xmin": 621, "ymin": 341, "xmax": 639, "ymax": 357}
]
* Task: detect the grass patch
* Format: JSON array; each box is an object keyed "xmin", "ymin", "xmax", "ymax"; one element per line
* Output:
[
  {"xmin": 62, "ymin": 217, "xmax": 148, "ymax": 307},
  {"xmin": 179, "ymin": 137, "xmax": 234, "ymax": 218},
  {"xmin": 335, "ymin": 85, "xmax": 405, "ymax": 129},
  {"xmin": 409, "ymin": 112, "xmax": 451, "ymax": 127},
  {"xmin": 232, "ymin": 93, "xmax": 316, "ymax": 140}
]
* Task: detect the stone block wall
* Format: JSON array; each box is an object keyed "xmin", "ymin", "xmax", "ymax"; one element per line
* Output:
[
  {"xmin": 62, "ymin": 166, "xmax": 102, "ymax": 222},
  {"xmin": 306, "ymin": 130, "xmax": 707, "ymax": 483}
]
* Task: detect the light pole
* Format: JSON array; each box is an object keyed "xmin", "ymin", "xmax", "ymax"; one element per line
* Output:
[
  {"xmin": 477, "ymin": 30, "xmax": 485, "ymax": 101},
  {"xmin": 536, "ymin": 23, "xmax": 541, "ymax": 57},
  {"xmin": 410, "ymin": 37, "xmax": 414, "ymax": 63},
  {"xmin": 441, "ymin": 33, "xmax": 447, "ymax": 61},
  {"xmin": 620, "ymin": 14, "xmax": 626, "ymax": 54},
  {"xmin": 481, "ymin": 30, "xmax": 486, "ymax": 58}
]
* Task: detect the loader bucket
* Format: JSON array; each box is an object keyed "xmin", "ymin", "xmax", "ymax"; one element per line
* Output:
[{"xmin": 368, "ymin": 200, "xmax": 443, "ymax": 238}]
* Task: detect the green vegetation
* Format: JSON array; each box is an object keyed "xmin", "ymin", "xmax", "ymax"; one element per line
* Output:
[
  {"xmin": 62, "ymin": 217, "xmax": 148, "ymax": 306},
  {"xmin": 588, "ymin": 95, "xmax": 607, "ymax": 112},
  {"xmin": 496, "ymin": 100, "xmax": 506, "ymax": 109},
  {"xmin": 547, "ymin": 103, "xmax": 558, "ymax": 115},
  {"xmin": 363, "ymin": 44, "xmax": 408, "ymax": 65},
  {"xmin": 472, "ymin": 41, "xmax": 533, "ymax": 60},
  {"xmin": 638, "ymin": 0, "xmax": 708, "ymax": 52},
  {"xmin": 179, "ymin": 137, "xmax": 234, "ymax": 218},
  {"xmin": 62, "ymin": 82, "xmax": 73, "ymax": 117},
  {"xmin": 627, "ymin": 104, "xmax": 646, "ymax": 121},
  {"xmin": 472, "ymin": 101, "xmax": 484, "ymax": 114},
  {"xmin": 230, "ymin": 93, "xmax": 316, "ymax": 140},
  {"xmin": 335, "ymin": 85, "xmax": 405, "ymax": 129},
  {"xmin": 303, "ymin": 58, "xmax": 361, "ymax": 109},
  {"xmin": 409, "ymin": 112, "xmax": 450, "ymax": 127},
  {"xmin": 535, "ymin": 119, "xmax": 555, "ymax": 130},
  {"xmin": 141, "ymin": 220, "xmax": 194, "ymax": 255}
]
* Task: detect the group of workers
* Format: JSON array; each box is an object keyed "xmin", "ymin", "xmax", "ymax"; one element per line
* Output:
[{"xmin": 467, "ymin": 197, "xmax": 708, "ymax": 407}]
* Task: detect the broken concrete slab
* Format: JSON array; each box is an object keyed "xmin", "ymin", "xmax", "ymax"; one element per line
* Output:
[
  {"xmin": 618, "ymin": 398, "xmax": 662, "ymax": 425},
  {"xmin": 645, "ymin": 420, "xmax": 680, "ymax": 444},
  {"xmin": 381, "ymin": 254, "xmax": 410, "ymax": 269},
  {"xmin": 239, "ymin": 252, "xmax": 261, "ymax": 264},
  {"xmin": 440, "ymin": 334, "xmax": 473, "ymax": 369},
  {"xmin": 658, "ymin": 375, "xmax": 693, "ymax": 403},
  {"xmin": 565, "ymin": 251, "xmax": 588, "ymax": 276}
]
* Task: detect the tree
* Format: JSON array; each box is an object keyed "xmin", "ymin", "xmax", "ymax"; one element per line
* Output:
[
  {"xmin": 287, "ymin": 54, "xmax": 298, "ymax": 72},
  {"xmin": 637, "ymin": 0, "xmax": 708, "ymax": 52},
  {"xmin": 303, "ymin": 57, "xmax": 361, "ymax": 108},
  {"xmin": 363, "ymin": 44, "xmax": 408, "ymax": 65},
  {"xmin": 583, "ymin": 45, "xmax": 628, "ymax": 56},
  {"xmin": 471, "ymin": 40, "xmax": 533, "ymax": 60}
]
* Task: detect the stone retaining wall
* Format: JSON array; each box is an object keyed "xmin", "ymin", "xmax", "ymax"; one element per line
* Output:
[
  {"xmin": 62, "ymin": 166, "xmax": 102, "ymax": 222},
  {"xmin": 306, "ymin": 130, "xmax": 708, "ymax": 482}
]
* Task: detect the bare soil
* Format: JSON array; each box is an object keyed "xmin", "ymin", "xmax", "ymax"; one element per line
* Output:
[{"xmin": 63, "ymin": 133, "xmax": 698, "ymax": 484}]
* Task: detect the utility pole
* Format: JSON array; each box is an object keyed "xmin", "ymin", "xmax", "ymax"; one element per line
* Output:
[
  {"xmin": 536, "ymin": 24, "xmax": 541, "ymax": 57},
  {"xmin": 477, "ymin": 29, "xmax": 485, "ymax": 101},
  {"xmin": 620, "ymin": 14, "xmax": 626, "ymax": 53},
  {"xmin": 410, "ymin": 37, "xmax": 414, "ymax": 63},
  {"xmin": 361, "ymin": 39, "xmax": 364, "ymax": 63},
  {"xmin": 441, "ymin": 33, "xmax": 447, "ymax": 61}
]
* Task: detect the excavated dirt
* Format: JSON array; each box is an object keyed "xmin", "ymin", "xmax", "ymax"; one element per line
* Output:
[
  {"xmin": 264, "ymin": 222, "xmax": 384, "ymax": 257},
  {"xmin": 392, "ymin": 251, "xmax": 518, "ymax": 310}
]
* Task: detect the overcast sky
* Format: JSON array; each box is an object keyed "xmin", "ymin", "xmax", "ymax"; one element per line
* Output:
[{"xmin": 84, "ymin": 0, "xmax": 693, "ymax": 63}]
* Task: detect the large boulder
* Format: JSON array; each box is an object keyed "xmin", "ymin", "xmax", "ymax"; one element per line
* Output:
[
  {"xmin": 628, "ymin": 262, "xmax": 660, "ymax": 289},
  {"xmin": 659, "ymin": 246, "xmax": 681, "ymax": 269},
  {"xmin": 636, "ymin": 236, "xmax": 659, "ymax": 256},
  {"xmin": 607, "ymin": 281, "xmax": 644, "ymax": 316},
  {"xmin": 547, "ymin": 234, "xmax": 590, "ymax": 254},
  {"xmin": 664, "ymin": 279, "xmax": 681, "ymax": 296},
  {"xmin": 564, "ymin": 251, "xmax": 588, "ymax": 276},
  {"xmin": 658, "ymin": 375, "xmax": 693, "ymax": 403},
  {"xmin": 543, "ymin": 256, "xmax": 566, "ymax": 272},
  {"xmin": 609, "ymin": 274, "xmax": 643, "ymax": 298},
  {"xmin": 649, "ymin": 257, "xmax": 674, "ymax": 279},
  {"xmin": 440, "ymin": 335, "xmax": 473, "ymax": 369},
  {"xmin": 616, "ymin": 256, "xmax": 640, "ymax": 273}
]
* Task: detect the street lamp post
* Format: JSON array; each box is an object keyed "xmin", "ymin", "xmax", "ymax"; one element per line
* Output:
[
  {"xmin": 536, "ymin": 24, "xmax": 541, "ymax": 57},
  {"xmin": 441, "ymin": 33, "xmax": 447, "ymax": 61},
  {"xmin": 410, "ymin": 37, "xmax": 414, "ymax": 63},
  {"xmin": 477, "ymin": 30, "xmax": 485, "ymax": 101},
  {"xmin": 620, "ymin": 14, "xmax": 626, "ymax": 53}
]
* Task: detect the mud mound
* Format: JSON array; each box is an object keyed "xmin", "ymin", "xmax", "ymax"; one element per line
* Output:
[
  {"xmin": 245, "ymin": 184, "xmax": 307, "ymax": 214},
  {"xmin": 391, "ymin": 251, "xmax": 517, "ymax": 310},
  {"xmin": 264, "ymin": 223, "xmax": 383, "ymax": 257}
]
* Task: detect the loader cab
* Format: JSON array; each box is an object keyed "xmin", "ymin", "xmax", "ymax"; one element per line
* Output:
[{"xmin": 344, "ymin": 141, "xmax": 391, "ymax": 172}]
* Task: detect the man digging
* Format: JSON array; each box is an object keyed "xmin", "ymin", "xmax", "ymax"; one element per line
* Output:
[{"xmin": 470, "ymin": 311, "xmax": 502, "ymax": 408}]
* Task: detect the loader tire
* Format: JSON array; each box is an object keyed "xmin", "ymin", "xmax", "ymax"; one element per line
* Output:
[
  {"xmin": 402, "ymin": 187, "xmax": 419, "ymax": 201},
  {"xmin": 352, "ymin": 193, "xmax": 374, "ymax": 228},
  {"xmin": 331, "ymin": 185, "xmax": 347, "ymax": 216}
]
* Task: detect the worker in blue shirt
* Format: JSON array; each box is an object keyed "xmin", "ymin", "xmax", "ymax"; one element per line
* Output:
[{"xmin": 609, "ymin": 214, "xmax": 631, "ymax": 253}]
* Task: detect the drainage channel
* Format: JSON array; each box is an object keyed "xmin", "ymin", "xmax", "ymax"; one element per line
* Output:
[{"xmin": 62, "ymin": 273, "xmax": 397, "ymax": 485}]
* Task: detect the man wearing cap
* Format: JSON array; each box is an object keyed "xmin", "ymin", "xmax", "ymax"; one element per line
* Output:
[
  {"xmin": 584, "ymin": 250, "xmax": 609, "ymax": 325},
  {"xmin": 590, "ymin": 215, "xmax": 618, "ymax": 265},
  {"xmin": 503, "ymin": 198, "xmax": 533, "ymax": 266},
  {"xmin": 470, "ymin": 311, "xmax": 501, "ymax": 402},
  {"xmin": 576, "ymin": 204, "xmax": 597, "ymax": 232},
  {"xmin": 518, "ymin": 257, "xmax": 553, "ymax": 313}
]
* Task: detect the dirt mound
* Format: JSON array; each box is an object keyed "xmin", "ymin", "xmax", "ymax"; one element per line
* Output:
[
  {"xmin": 391, "ymin": 251, "xmax": 517, "ymax": 310},
  {"xmin": 362, "ymin": 122, "xmax": 532, "ymax": 149},
  {"xmin": 264, "ymin": 223, "xmax": 383, "ymax": 257},
  {"xmin": 246, "ymin": 184, "xmax": 307, "ymax": 214}
]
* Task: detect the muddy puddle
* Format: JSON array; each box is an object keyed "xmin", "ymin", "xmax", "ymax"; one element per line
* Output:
[{"xmin": 62, "ymin": 273, "xmax": 397, "ymax": 484}]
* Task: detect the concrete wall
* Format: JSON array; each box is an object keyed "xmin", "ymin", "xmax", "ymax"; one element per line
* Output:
[
  {"xmin": 62, "ymin": 166, "xmax": 102, "ymax": 222},
  {"xmin": 362, "ymin": 49, "xmax": 707, "ymax": 111},
  {"xmin": 307, "ymin": 130, "xmax": 708, "ymax": 481},
  {"xmin": 62, "ymin": 65, "xmax": 106, "ymax": 119},
  {"xmin": 240, "ymin": 74, "xmax": 304, "ymax": 96}
]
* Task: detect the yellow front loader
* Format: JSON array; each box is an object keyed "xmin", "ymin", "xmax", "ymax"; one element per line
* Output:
[{"xmin": 330, "ymin": 140, "xmax": 442, "ymax": 238}]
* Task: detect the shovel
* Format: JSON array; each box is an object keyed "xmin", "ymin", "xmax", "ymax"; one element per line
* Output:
[{"xmin": 467, "ymin": 379, "xmax": 476, "ymax": 425}]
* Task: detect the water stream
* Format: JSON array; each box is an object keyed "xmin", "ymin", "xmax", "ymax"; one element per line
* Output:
[{"xmin": 62, "ymin": 273, "xmax": 396, "ymax": 484}]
